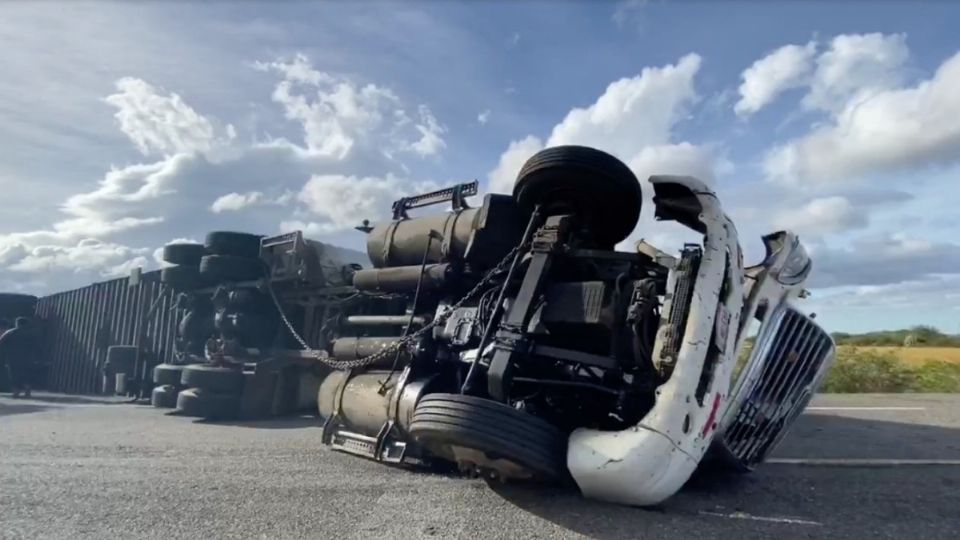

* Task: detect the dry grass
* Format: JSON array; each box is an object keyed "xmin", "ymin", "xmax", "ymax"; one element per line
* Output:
[{"xmin": 838, "ymin": 345, "xmax": 960, "ymax": 366}]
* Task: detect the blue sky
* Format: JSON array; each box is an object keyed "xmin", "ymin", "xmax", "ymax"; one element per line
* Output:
[{"xmin": 2, "ymin": 1, "xmax": 960, "ymax": 334}]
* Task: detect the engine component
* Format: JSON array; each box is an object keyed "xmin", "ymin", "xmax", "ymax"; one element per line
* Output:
[
  {"xmin": 353, "ymin": 264, "xmax": 454, "ymax": 293},
  {"xmin": 332, "ymin": 337, "xmax": 411, "ymax": 366},
  {"xmin": 434, "ymin": 307, "xmax": 478, "ymax": 347},
  {"xmin": 653, "ymin": 244, "xmax": 701, "ymax": 376},
  {"xmin": 317, "ymin": 371, "xmax": 434, "ymax": 437},
  {"xmin": 346, "ymin": 315, "xmax": 427, "ymax": 327},
  {"xmin": 513, "ymin": 145, "xmax": 642, "ymax": 248},
  {"xmin": 365, "ymin": 194, "xmax": 525, "ymax": 269}
]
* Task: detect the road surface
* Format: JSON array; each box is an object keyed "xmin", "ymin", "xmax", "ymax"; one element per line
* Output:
[{"xmin": 1, "ymin": 393, "xmax": 958, "ymax": 539}]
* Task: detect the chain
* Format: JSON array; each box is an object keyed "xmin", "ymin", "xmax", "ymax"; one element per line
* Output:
[{"xmin": 266, "ymin": 243, "xmax": 525, "ymax": 370}]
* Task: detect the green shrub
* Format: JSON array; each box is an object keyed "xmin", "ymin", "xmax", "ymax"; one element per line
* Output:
[
  {"xmin": 820, "ymin": 349, "xmax": 960, "ymax": 393},
  {"xmin": 911, "ymin": 361, "xmax": 960, "ymax": 392},
  {"xmin": 822, "ymin": 349, "xmax": 914, "ymax": 393}
]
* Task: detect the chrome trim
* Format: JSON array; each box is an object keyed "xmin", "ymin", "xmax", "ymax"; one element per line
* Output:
[{"xmin": 719, "ymin": 305, "xmax": 836, "ymax": 467}]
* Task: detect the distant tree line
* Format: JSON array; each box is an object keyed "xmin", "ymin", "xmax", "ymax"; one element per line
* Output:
[{"xmin": 831, "ymin": 325, "xmax": 960, "ymax": 347}]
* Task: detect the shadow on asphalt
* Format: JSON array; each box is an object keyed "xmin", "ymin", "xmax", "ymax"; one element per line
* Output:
[
  {"xmin": 9, "ymin": 393, "xmax": 134, "ymax": 406},
  {"xmin": 0, "ymin": 401, "xmax": 52, "ymax": 417},
  {"xmin": 202, "ymin": 414, "xmax": 324, "ymax": 430},
  {"xmin": 490, "ymin": 414, "xmax": 960, "ymax": 538}
]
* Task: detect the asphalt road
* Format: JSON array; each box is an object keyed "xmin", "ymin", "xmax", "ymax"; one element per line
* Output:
[{"xmin": 2, "ymin": 393, "xmax": 959, "ymax": 539}]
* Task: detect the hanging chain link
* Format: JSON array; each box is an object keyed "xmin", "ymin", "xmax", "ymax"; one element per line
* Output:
[{"xmin": 266, "ymin": 243, "xmax": 525, "ymax": 370}]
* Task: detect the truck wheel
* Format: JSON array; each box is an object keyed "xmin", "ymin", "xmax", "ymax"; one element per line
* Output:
[
  {"xmin": 199, "ymin": 255, "xmax": 265, "ymax": 283},
  {"xmin": 176, "ymin": 388, "xmax": 238, "ymax": 420},
  {"xmin": 161, "ymin": 265, "xmax": 203, "ymax": 290},
  {"xmin": 151, "ymin": 385, "xmax": 179, "ymax": 408},
  {"xmin": 153, "ymin": 364, "xmax": 187, "ymax": 386},
  {"xmin": 408, "ymin": 393, "xmax": 567, "ymax": 482},
  {"xmin": 162, "ymin": 243, "xmax": 207, "ymax": 266},
  {"xmin": 180, "ymin": 364, "xmax": 244, "ymax": 394},
  {"xmin": 204, "ymin": 231, "xmax": 264, "ymax": 259},
  {"xmin": 513, "ymin": 145, "xmax": 642, "ymax": 248}
]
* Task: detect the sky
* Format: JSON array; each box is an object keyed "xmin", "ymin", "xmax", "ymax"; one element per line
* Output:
[{"xmin": 1, "ymin": 0, "xmax": 960, "ymax": 334}]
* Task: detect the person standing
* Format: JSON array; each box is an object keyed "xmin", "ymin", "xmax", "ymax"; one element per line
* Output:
[{"xmin": 0, "ymin": 317, "xmax": 36, "ymax": 398}]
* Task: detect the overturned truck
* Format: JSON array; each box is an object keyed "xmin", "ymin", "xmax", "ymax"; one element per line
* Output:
[{"xmin": 158, "ymin": 145, "xmax": 835, "ymax": 506}]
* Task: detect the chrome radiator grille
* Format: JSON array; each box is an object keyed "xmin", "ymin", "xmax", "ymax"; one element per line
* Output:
[{"xmin": 719, "ymin": 305, "xmax": 836, "ymax": 467}]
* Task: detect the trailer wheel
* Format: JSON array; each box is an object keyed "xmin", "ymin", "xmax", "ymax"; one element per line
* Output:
[
  {"xmin": 180, "ymin": 364, "xmax": 244, "ymax": 394},
  {"xmin": 513, "ymin": 145, "xmax": 642, "ymax": 248},
  {"xmin": 153, "ymin": 364, "xmax": 188, "ymax": 386},
  {"xmin": 176, "ymin": 388, "xmax": 238, "ymax": 420},
  {"xmin": 161, "ymin": 243, "xmax": 207, "ymax": 266},
  {"xmin": 204, "ymin": 231, "xmax": 264, "ymax": 259},
  {"xmin": 161, "ymin": 265, "xmax": 203, "ymax": 291},
  {"xmin": 151, "ymin": 385, "xmax": 179, "ymax": 408},
  {"xmin": 408, "ymin": 393, "xmax": 567, "ymax": 482},
  {"xmin": 199, "ymin": 255, "xmax": 265, "ymax": 283}
]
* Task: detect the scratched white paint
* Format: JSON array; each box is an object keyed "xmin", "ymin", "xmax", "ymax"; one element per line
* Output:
[{"xmin": 568, "ymin": 176, "xmax": 746, "ymax": 506}]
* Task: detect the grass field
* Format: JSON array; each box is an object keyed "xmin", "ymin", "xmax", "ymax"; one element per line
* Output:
[{"xmin": 838, "ymin": 346, "xmax": 960, "ymax": 366}]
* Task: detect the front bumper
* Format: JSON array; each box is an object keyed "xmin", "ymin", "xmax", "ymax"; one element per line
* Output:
[{"xmin": 567, "ymin": 176, "xmax": 746, "ymax": 506}]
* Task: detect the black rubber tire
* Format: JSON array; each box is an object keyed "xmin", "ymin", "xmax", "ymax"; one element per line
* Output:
[
  {"xmin": 162, "ymin": 243, "xmax": 207, "ymax": 266},
  {"xmin": 161, "ymin": 265, "xmax": 203, "ymax": 290},
  {"xmin": 151, "ymin": 385, "xmax": 179, "ymax": 408},
  {"xmin": 513, "ymin": 145, "xmax": 642, "ymax": 247},
  {"xmin": 204, "ymin": 231, "xmax": 264, "ymax": 259},
  {"xmin": 408, "ymin": 393, "xmax": 567, "ymax": 481},
  {"xmin": 180, "ymin": 364, "xmax": 244, "ymax": 394},
  {"xmin": 153, "ymin": 363, "xmax": 187, "ymax": 386},
  {"xmin": 0, "ymin": 293, "xmax": 38, "ymax": 318},
  {"xmin": 105, "ymin": 345, "xmax": 138, "ymax": 374},
  {"xmin": 176, "ymin": 387, "xmax": 238, "ymax": 420},
  {"xmin": 198, "ymin": 255, "xmax": 265, "ymax": 283}
]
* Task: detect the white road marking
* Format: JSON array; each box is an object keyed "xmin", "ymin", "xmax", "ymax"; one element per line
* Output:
[
  {"xmin": 805, "ymin": 406, "xmax": 926, "ymax": 411},
  {"xmin": 698, "ymin": 511, "xmax": 821, "ymax": 526},
  {"xmin": 768, "ymin": 458, "xmax": 960, "ymax": 466}
]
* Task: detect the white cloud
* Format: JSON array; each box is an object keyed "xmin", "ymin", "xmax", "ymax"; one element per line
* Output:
[
  {"xmin": 408, "ymin": 105, "xmax": 447, "ymax": 157},
  {"xmin": 0, "ymin": 54, "xmax": 448, "ymax": 293},
  {"xmin": 765, "ymin": 49, "xmax": 960, "ymax": 185},
  {"xmin": 254, "ymin": 54, "xmax": 445, "ymax": 162},
  {"xmin": 545, "ymin": 53, "xmax": 701, "ymax": 158},
  {"xmin": 103, "ymin": 78, "xmax": 230, "ymax": 156},
  {"xmin": 773, "ymin": 196, "xmax": 867, "ymax": 236},
  {"xmin": 477, "ymin": 109, "xmax": 491, "ymax": 125},
  {"xmin": 487, "ymin": 135, "xmax": 544, "ymax": 194},
  {"xmin": 803, "ymin": 33, "xmax": 908, "ymax": 113},
  {"xmin": 626, "ymin": 142, "xmax": 719, "ymax": 184},
  {"xmin": 734, "ymin": 41, "xmax": 816, "ymax": 116},
  {"xmin": 298, "ymin": 174, "xmax": 436, "ymax": 232},
  {"xmin": 7, "ymin": 238, "xmax": 149, "ymax": 275},
  {"xmin": 210, "ymin": 191, "xmax": 266, "ymax": 213},
  {"xmin": 103, "ymin": 256, "xmax": 149, "ymax": 278}
]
